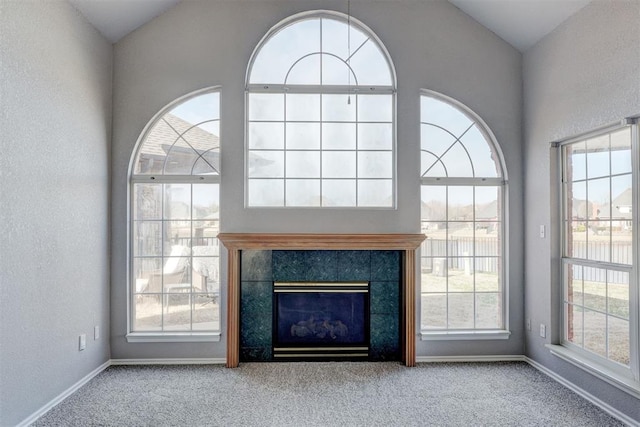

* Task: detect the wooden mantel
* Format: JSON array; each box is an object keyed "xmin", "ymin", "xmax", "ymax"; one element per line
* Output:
[{"xmin": 217, "ymin": 233, "xmax": 425, "ymax": 368}]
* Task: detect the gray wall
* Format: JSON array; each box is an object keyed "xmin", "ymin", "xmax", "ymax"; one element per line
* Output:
[
  {"xmin": 0, "ymin": 2, "xmax": 112, "ymax": 425},
  {"xmin": 111, "ymin": 0, "xmax": 523, "ymax": 359},
  {"xmin": 523, "ymin": 0, "xmax": 640, "ymax": 420}
]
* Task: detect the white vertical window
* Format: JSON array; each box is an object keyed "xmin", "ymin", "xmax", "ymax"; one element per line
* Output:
[
  {"xmin": 560, "ymin": 121, "xmax": 638, "ymax": 381},
  {"xmin": 246, "ymin": 11, "xmax": 396, "ymax": 207},
  {"xmin": 420, "ymin": 91, "xmax": 508, "ymax": 337},
  {"xmin": 128, "ymin": 89, "xmax": 221, "ymax": 340}
]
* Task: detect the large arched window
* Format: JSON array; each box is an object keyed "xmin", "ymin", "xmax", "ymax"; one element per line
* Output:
[
  {"xmin": 128, "ymin": 88, "xmax": 220, "ymax": 340},
  {"xmin": 420, "ymin": 90, "xmax": 508, "ymax": 336},
  {"xmin": 246, "ymin": 11, "xmax": 396, "ymax": 207}
]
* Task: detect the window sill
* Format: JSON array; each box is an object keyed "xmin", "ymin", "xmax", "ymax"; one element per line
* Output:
[
  {"xmin": 546, "ymin": 344, "xmax": 640, "ymax": 399},
  {"xmin": 420, "ymin": 330, "xmax": 511, "ymax": 341},
  {"xmin": 126, "ymin": 332, "xmax": 221, "ymax": 343}
]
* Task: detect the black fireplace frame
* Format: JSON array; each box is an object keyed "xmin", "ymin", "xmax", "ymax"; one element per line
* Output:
[{"xmin": 272, "ymin": 281, "xmax": 371, "ymax": 361}]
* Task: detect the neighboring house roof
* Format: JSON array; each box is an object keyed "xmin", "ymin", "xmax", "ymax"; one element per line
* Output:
[
  {"xmin": 141, "ymin": 113, "xmax": 220, "ymax": 157},
  {"xmin": 600, "ymin": 188, "xmax": 632, "ymax": 220}
]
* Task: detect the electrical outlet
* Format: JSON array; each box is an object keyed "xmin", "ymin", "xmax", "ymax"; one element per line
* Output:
[
  {"xmin": 94, "ymin": 326, "xmax": 100, "ymax": 340},
  {"xmin": 79, "ymin": 334, "xmax": 86, "ymax": 351},
  {"xmin": 539, "ymin": 324, "xmax": 546, "ymax": 338},
  {"xmin": 539, "ymin": 225, "xmax": 545, "ymax": 238},
  {"xmin": 526, "ymin": 319, "xmax": 531, "ymax": 331}
]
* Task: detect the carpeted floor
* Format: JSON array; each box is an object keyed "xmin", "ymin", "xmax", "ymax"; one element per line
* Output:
[{"xmin": 34, "ymin": 362, "xmax": 624, "ymax": 426}]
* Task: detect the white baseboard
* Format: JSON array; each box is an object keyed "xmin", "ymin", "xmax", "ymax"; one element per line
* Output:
[
  {"xmin": 525, "ymin": 357, "xmax": 639, "ymax": 427},
  {"xmin": 110, "ymin": 357, "xmax": 226, "ymax": 365},
  {"xmin": 17, "ymin": 360, "xmax": 111, "ymax": 427},
  {"xmin": 416, "ymin": 354, "xmax": 526, "ymax": 363}
]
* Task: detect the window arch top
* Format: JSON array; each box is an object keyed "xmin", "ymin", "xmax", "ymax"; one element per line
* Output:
[
  {"xmin": 133, "ymin": 91, "xmax": 220, "ymax": 177},
  {"xmin": 420, "ymin": 93, "xmax": 503, "ymax": 180},
  {"xmin": 248, "ymin": 12, "xmax": 394, "ymax": 87}
]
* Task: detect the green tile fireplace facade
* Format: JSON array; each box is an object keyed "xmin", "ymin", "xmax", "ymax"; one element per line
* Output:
[{"xmin": 240, "ymin": 250, "xmax": 401, "ymax": 362}]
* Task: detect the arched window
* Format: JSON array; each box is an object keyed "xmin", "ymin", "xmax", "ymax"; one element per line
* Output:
[
  {"xmin": 246, "ymin": 11, "xmax": 396, "ymax": 207},
  {"xmin": 128, "ymin": 88, "xmax": 220, "ymax": 340},
  {"xmin": 420, "ymin": 90, "xmax": 508, "ymax": 335}
]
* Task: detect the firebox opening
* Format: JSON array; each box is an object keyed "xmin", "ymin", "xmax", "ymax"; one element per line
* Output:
[{"xmin": 273, "ymin": 282, "xmax": 369, "ymax": 360}]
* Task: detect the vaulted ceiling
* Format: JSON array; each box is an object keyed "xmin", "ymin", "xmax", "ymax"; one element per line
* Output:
[{"xmin": 68, "ymin": 0, "xmax": 591, "ymax": 52}]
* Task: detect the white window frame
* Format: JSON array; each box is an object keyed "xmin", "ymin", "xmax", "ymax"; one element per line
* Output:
[
  {"xmin": 550, "ymin": 118, "xmax": 640, "ymax": 397},
  {"xmin": 419, "ymin": 89, "xmax": 510, "ymax": 341},
  {"xmin": 126, "ymin": 87, "xmax": 222, "ymax": 343},
  {"xmin": 244, "ymin": 10, "xmax": 397, "ymax": 208}
]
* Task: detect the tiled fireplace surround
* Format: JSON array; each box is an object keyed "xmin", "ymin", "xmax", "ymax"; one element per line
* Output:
[{"xmin": 218, "ymin": 234, "xmax": 425, "ymax": 367}]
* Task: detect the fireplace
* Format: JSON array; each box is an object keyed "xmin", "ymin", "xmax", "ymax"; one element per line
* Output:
[
  {"xmin": 217, "ymin": 233, "xmax": 425, "ymax": 367},
  {"xmin": 273, "ymin": 282, "xmax": 369, "ymax": 359}
]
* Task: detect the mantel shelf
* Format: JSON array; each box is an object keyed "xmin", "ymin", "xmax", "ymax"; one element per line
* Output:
[{"xmin": 217, "ymin": 233, "xmax": 425, "ymax": 250}]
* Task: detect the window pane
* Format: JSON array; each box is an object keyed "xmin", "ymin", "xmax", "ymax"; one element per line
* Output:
[
  {"xmin": 358, "ymin": 95, "xmax": 392, "ymax": 122},
  {"xmin": 322, "ymin": 94, "xmax": 355, "ymax": 122},
  {"xmin": 348, "ymin": 39, "xmax": 392, "ymax": 85},
  {"xmin": 248, "ymin": 151, "xmax": 284, "ymax": 178},
  {"xmin": 133, "ymin": 184, "xmax": 162, "ymax": 220},
  {"xmin": 357, "ymin": 179, "xmax": 392, "ymax": 206},
  {"xmin": 447, "ymin": 258, "xmax": 473, "ymax": 291},
  {"xmin": 133, "ymin": 257, "xmax": 162, "ymax": 293},
  {"xmin": 421, "ymin": 96, "xmax": 473, "ymax": 138},
  {"xmin": 286, "ymin": 151, "xmax": 320, "ymax": 178},
  {"xmin": 610, "ymin": 128, "xmax": 632, "ymax": 175},
  {"xmin": 163, "ymin": 292, "xmax": 192, "ymax": 331},
  {"xmin": 582, "ymin": 269, "xmax": 606, "ymax": 312},
  {"xmin": 321, "ymin": 54, "xmax": 353, "ymax": 85},
  {"xmin": 133, "ymin": 221, "xmax": 162, "ymax": 256},
  {"xmin": 422, "ymin": 260, "xmax": 447, "ymax": 291},
  {"xmin": 287, "ymin": 123, "xmax": 320, "ymax": 150},
  {"xmin": 475, "ymin": 186, "xmax": 497, "ymax": 215},
  {"xmin": 421, "ymin": 124, "xmax": 457, "ymax": 177},
  {"xmin": 566, "ymin": 304, "xmax": 583, "ymax": 346},
  {"xmin": 249, "ymin": 93, "xmax": 284, "ymax": 121},
  {"xmin": 285, "ymin": 54, "xmax": 320, "ymax": 85},
  {"xmin": 422, "ymin": 293, "xmax": 447, "ymax": 329},
  {"xmin": 448, "ymin": 186, "xmax": 473, "ymax": 220},
  {"xmin": 565, "ymin": 141, "xmax": 586, "ymax": 182},
  {"xmin": 322, "ymin": 179, "xmax": 356, "ymax": 206},
  {"xmin": 421, "ymin": 185, "xmax": 447, "ymax": 222},
  {"xmin": 460, "ymin": 124, "xmax": 498, "ymax": 178},
  {"xmin": 358, "ymin": 123, "xmax": 392, "ymax": 150},
  {"xmin": 192, "ymin": 294, "xmax": 219, "ymax": 331},
  {"xmin": 358, "ymin": 151, "xmax": 392, "ymax": 178},
  {"xmin": 608, "ymin": 316, "xmax": 629, "ymax": 366},
  {"xmin": 286, "ymin": 94, "xmax": 320, "ymax": 121},
  {"xmin": 134, "ymin": 295, "xmax": 162, "ymax": 331},
  {"xmin": 476, "ymin": 293, "xmax": 501, "ymax": 329},
  {"xmin": 321, "ymin": 18, "xmax": 368, "ymax": 59},
  {"xmin": 286, "ymin": 179, "xmax": 320, "ymax": 206},
  {"xmin": 566, "ymin": 264, "xmax": 583, "ymax": 307},
  {"xmin": 323, "ymin": 123, "xmax": 356, "ymax": 150},
  {"xmin": 322, "ymin": 151, "xmax": 356, "ymax": 178},
  {"xmin": 248, "ymin": 179, "xmax": 284, "ymax": 206},
  {"xmin": 608, "ymin": 270, "xmax": 629, "ymax": 319},
  {"xmin": 583, "ymin": 309, "xmax": 607, "ymax": 358},
  {"xmin": 447, "ymin": 293, "xmax": 474, "ymax": 328},
  {"xmin": 192, "ymin": 254, "xmax": 218, "ymax": 292},
  {"xmin": 440, "ymin": 143, "xmax": 474, "ymax": 177},
  {"xmin": 250, "ymin": 18, "xmax": 320, "ymax": 84},
  {"xmin": 164, "ymin": 184, "xmax": 191, "ymax": 220},
  {"xmin": 475, "ymin": 259, "xmax": 499, "ymax": 291},
  {"xmin": 193, "ymin": 184, "xmax": 219, "ymax": 220},
  {"xmin": 586, "ymin": 134, "xmax": 610, "ymax": 179},
  {"xmin": 422, "ymin": 235, "xmax": 447, "ymax": 258},
  {"xmin": 249, "ymin": 122, "xmax": 284, "ymax": 149}
]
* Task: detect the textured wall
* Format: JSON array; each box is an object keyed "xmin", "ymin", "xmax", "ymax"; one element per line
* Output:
[
  {"xmin": 523, "ymin": 0, "xmax": 640, "ymax": 420},
  {"xmin": 110, "ymin": 0, "xmax": 523, "ymax": 360},
  {"xmin": 0, "ymin": 2, "xmax": 112, "ymax": 425}
]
